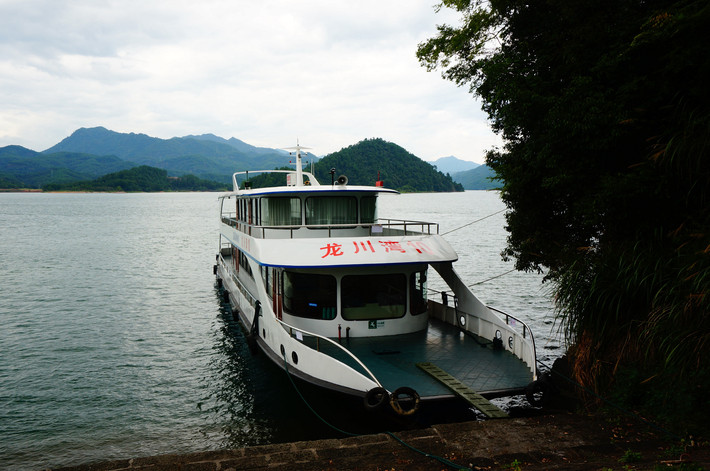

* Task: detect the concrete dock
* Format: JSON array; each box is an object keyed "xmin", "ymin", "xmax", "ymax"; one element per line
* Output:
[{"xmin": 48, "ymin": 413, "xmax": 708, "ymax": 471}]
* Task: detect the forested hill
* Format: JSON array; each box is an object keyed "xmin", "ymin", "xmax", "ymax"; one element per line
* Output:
[
  {"xmin": 313, "ymin": 138, "xmax": 463, "ymax": 192},
  {"xmin": 42, "ymin": 166, "xmax": 226, "ymax": 192}
]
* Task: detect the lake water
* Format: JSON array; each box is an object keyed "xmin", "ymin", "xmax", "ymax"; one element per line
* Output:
[{"xmin": 0, "ymin": 191, "xmax": 561, "ymax": 471}]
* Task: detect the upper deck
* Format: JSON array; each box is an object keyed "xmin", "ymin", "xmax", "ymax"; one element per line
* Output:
[
  {"xmin": 218, "ymin": 146, "xmax": 433, "ymax": 241},
  {"xmin": 218, "ymin": 144, "xmax": 458, "ymax": 267},
  {"xmin": 219, "ymin": 187, "xmax": 458, "ymax": 268}
]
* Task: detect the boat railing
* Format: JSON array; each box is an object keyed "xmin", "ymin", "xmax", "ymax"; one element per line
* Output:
[
  {"xmin": 486, "ymin": 305, "xmax": 538, "ymax": 378},
  {"xmin": 275, "ymin": 318, "xmax": 383, "ymax": 388},
  {"xmin": 217, "ymin": 252, "xmax": 259, "ymax": 309},
  {"xmin": 220, "ymin": 214, "xmax": 439, "ymax": 238},
  {"xmin": 482, "ymin": 306, "xmax": 535, "ymax": 342}
]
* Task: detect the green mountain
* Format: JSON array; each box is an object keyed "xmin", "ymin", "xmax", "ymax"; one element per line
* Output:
[
  {"xmin": 42, "ymin": 165, "xmax": 226, "ymax": 192},
  {"xmin": 309, "ymin": 138, "xmax": 463, "ymax": 192},
  {"xmin": 43, "ymin": 127, "xmax": 293, "ymax": 180},
  {"xmin": 451, "ymin": 165, "xmax": 501, "ymax": 190},
  {"xmin": 430, "ymin": 155, "xmax": 480, "ymax": 174},
  {"xmin": 1, "ymin": 130, "xmax": 463, "ymax": 193},
  {"xmin": 0, "ymin": 145, "xmax": 136, "ymax": 188},
  {"xmin": 185, "ymin": 133, "xmax": 311, "ymax": 158}
]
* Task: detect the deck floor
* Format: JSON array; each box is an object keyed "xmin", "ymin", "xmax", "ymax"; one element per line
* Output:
[{"xmin": 311, "ymin": 318, "xmax": 534, "ymax": 399}]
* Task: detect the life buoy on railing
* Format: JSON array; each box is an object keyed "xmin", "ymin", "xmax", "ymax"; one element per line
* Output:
[
  {"xmin": 389, "ymin": 386, "xmax": 420, "ymax": 416},
  {"xmin": 363, "ymin": 387, "xmax": 389, "ymax": 411}
]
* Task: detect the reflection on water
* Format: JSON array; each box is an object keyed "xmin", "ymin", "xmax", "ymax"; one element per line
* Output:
[
  {"xmin": 0, "ymin": 191, "xmax": 561, "ymax": 471},
  {"xmin": 200, "ymin": 289, "xmax": 276, "ymax": 447}
]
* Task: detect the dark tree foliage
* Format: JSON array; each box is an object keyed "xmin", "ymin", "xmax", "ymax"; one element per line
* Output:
[
  {"xmin": 419, "ymin": 0, "xmax": 709, "ymax": 426},
  {"xmin": 42, "ymin": 166, "xmax": 226, "ymax": 192},
  {"xmin": 0, "ymin": 173, "xmax": 23, "ymax": 188}
]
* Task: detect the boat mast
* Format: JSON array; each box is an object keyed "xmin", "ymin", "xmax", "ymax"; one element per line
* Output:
[{"xmin": 284, "ymin": 141, "xmax": 311, "ymax": 187}]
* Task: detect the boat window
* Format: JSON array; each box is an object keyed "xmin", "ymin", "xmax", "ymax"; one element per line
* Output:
[
  {"xmin": 254, "ymin": 198, "xmax": 260, "ymax": 225},
  {"xmin": 261, "ymin": 197, "xmax": 301, "ymax": 226},
  {"xmin": 283, "ymin": 271, "xmax": 337, "ymax": 320},
  {"xmin": 305, "ymin": 196, "xmax": 357, "ymax": 225},
  {"xmin": 261, "ymin": 265, "xmax": 271, "ymax": 295},
  {"xmin": 238, "ymin": 250, "xmax": 253, "ymax": 278},
  {"xmin": 360, "ymin": 196, "xmax": 377, "ymax": 224},
  {"xmin": 410, "ymin": 270, "xmax": 428, "ymax": 315},
  {"xmin": 341, "ymin": 274, "xmax": 406, "ymax": 320}
]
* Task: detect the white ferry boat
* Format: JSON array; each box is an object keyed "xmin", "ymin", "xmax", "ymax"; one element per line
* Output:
[{"xmin": 215, "ymin": 144, "xmax": 540, "ymax": 417}]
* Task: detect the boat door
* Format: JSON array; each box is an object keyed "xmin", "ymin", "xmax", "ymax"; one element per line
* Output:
[{"xmin": 271, "ymin": 268, "xmax": 283, "ymax": 320}]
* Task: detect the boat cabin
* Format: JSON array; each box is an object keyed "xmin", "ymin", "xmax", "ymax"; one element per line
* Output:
[{"xmin": 218, "ymin": 175, "xmax": 439, "ymax": 338}]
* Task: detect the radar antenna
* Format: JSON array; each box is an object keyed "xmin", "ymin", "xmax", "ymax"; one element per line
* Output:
[{"xmin": 283, "ymin": 140, "xmax": 312, "ymax": 186}]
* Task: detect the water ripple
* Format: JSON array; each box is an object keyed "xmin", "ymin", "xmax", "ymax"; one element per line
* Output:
[{"xmin": 0, "ymin": 191, "xmax": 560, "ymax": 471}]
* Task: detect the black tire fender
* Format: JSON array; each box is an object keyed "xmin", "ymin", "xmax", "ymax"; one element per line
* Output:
[
  {"xmin": 363, "ymin": 387, "xmax": 389, "ymax": 411},
  {"xmin": 525, "ymin": 379, "xmax": 549, "ymax": 407},
  {"xmin": 389, "ymin": 386, "xmax": 420, "ymax": 416}
]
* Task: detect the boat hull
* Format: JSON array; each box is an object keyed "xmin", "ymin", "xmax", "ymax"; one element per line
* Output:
[{"xmin": 215, "ymin": 255, "xmax": 535, "ymax": 416}]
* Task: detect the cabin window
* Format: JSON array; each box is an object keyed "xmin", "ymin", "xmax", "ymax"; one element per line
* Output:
[
  {"xmin": 261, "ymin": 197, "xmax": 301, "ymax": 226},
  {"xmin": 261, "ymin": 265, "xmax": 271, "ymax": 295},
  {"xmin": 283, "ymin": 271, "xmax": 337, "ymax": 320},
  {"xmin": 410, "ymin": 270, "xmax": 428, "ymax": 315},
  {"xmin": 238, "ymin": 250, "xmax": 253, "ymax": 278},
  {"xmin": 341, "ymin": 274, "xmax": 406, "ymax": 320},
  {"xmin": 305, "ymin": 196, "xmax": 357, "ymax": 225},
  {"xmin": 360, "ymin": 196, "xmax": 377, "ymax": 224}
]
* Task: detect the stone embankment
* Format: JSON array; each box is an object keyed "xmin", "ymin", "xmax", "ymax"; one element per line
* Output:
[{"xmin": 48, "ymin": 413, "xmax": 709, "ymax": 471}]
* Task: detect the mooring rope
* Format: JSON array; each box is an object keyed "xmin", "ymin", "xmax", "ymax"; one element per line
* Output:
[
  {"xmin": 425, "ymin": 267, "xmax": 517, "ymax": 301},
  {"xmin": 437, "ymin": 207, "xmax": 515, "ymax": 288},
  {"xmin": 440, "ymin": 208, "xmax": 506, "ymax": 236},
  {"xmin": 467, "ymin": 268, "xmax": 517, "ymax": 287}
]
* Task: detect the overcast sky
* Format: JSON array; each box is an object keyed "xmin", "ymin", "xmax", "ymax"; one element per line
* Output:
[{"xmin": 0, "ymin": 0, "xmax": 501, "ymax": 163}]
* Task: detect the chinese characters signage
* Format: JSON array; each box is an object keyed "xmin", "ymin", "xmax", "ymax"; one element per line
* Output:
[{"xmin": 320, "ymin": 240, "xmax": 433, "ymax": 258}]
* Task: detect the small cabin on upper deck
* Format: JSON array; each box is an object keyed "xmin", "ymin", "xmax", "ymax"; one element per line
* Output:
[{"xmin": 219, "ymin": 180, "xmax": 398, "ymax": 239}]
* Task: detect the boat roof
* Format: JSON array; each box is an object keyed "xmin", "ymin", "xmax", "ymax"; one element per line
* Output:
[{"xmin": 221, "ymin": 184, "xmax": 398, "ymax": 198}]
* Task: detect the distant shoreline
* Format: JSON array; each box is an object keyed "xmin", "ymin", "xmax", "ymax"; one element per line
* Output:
[
  {"xmin": 0, "ymin": 188, "xmax": 42, "ymax": 193},
  {"xmin": 0, "ymin": 189, "xmax": 227, "ymax": 194}
]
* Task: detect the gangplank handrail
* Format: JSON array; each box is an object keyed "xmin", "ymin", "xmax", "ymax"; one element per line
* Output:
[{"xmin": 488, "ymin": 305, "xmax": 538, "ymax": 377}]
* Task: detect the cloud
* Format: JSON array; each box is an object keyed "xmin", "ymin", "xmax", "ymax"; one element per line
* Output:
[{"xmin": 0, "ymin": 0, "xmax": 501, "ymax": 162}]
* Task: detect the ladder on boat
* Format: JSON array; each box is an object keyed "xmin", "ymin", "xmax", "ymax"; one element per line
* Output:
[{"xmin": 416, "ymin": 362, "xmax": 508, "ymax": 419}]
